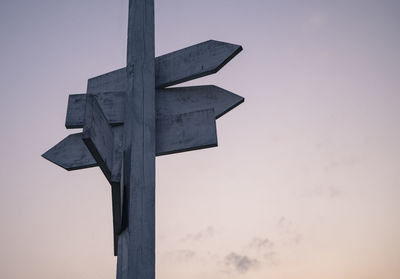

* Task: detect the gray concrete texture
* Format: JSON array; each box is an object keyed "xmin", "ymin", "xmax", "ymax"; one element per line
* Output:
[
  {"xmin": 86, "ymin": 40, "xmax": 242, "ymax": 93},
  {"xmin": 66, "ymin": 91, "xmax": 126, "ymax": 128},
  {"xmin": 156, "ymin": 108, "xmax": 217, "ymax": 156},
  {"xmin": 83, "ymin": 94, "xmax": 114, "ymax": 180},
  {"xmin": 65, "ymin": 85, "xmax": 244, "ymax": 128},
  {"xmin": 120, "ymin": 0, "xmax": 156, "ymax": 278},
  {"xmin": 83, "ymin": 94, "xmax": 124, "ymax": 256},
  {"xmin": 42, "ymin": 133, "xmax": 97, "ymax": 170}
]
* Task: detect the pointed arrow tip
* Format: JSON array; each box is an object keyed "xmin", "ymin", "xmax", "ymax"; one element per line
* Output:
[
  {"xmin": 211, "ymin": 86, "xmax": 244, "ymax": 119},
  {"xmin": 42, "ymin": 133, "xmax": 97, "ymax": 171},
  {"xmin": 209, "ymin": 40, "xmax": 243, "ymax": 74},
  {"xmin": 42, "ymin": 146, "xmax": 69, "ymax": 171}
]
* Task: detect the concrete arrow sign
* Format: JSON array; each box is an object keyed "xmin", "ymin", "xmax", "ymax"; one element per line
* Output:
[
  {"xmin": 42, "ymin": 133, "xmax": 97, "ymax": 171},
  {"xmin": 86, "ymin": 40, "xmax": 242, "ymax": 93},
  {"xmin": 65, "ymin": 86, "xmax": 244, "ymax": 128},
  {"xmin": 157, "ymin": 86, "xmax": 244, "ymax": 119},
  {"xmin": 155, "ymin": 40, "xmax": 242, "ymax": 87}
]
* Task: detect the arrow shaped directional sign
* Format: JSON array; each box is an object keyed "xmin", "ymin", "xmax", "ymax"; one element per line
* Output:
[
  {"xmin": 42, "ymin": 1, "xmax": 245, "ymax": 275},
  {"xmin": 65, "ymin": 85, "xmax": 244, "ymax": 128},
  {"xmin": 86, "ymin": 40, "xmax": 242, "ymax": 93},
  {"xmin": 157, "ymin": 85, "xmax": 244, "ymax": 119},
  {"xmin": 42, "ymin": 133, "xmax": 96, "ymax": 171}
]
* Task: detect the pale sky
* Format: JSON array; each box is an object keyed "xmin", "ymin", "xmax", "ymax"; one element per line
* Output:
[{"xmin": 0, "ymin": 0, "xmax": 399, "ymax": 279}]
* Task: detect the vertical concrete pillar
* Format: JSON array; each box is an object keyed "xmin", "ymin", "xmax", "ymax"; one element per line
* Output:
[{"xmin": 117, "ymin": 0, "xmax": 155, "ymax": 279}]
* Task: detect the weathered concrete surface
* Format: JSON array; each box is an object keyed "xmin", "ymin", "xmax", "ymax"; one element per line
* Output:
[
  {"xmin": 87, "ymin": 68, "xmax": 127, "ymax": 94},
  {"xmin": 118, "ymin": 0, "xmax": 156, "ymax": 279},
  {"xmin": 65, "ymin": 94, "xmax": 86, "ymax": 129},
  {"xmin": 66, "ymin": 92, "xmax": 125, "ymax": 128},
  {"xmin": 156, "ymin": 109, "xmax": 217, "ymax": 156},
  {"xmin": 110, "ymin": 125, "xmax": 123, "ymax": 183},
  {"xmin": 82, "ymin": 95, "xmax": 123, "ymax": 256},
  {"xmin": 110, "ymin": 179, "xmax": 122, "ymax": 256},
  {"xmin": 157, "ymin": 86, "xmax": 244, "ymax": 119},
  {"xmin": 86, "ymin": 40, "xmax": 243, "ymax": 92},
  {"xmin": 46, "ymin": 114, "xmax": 219, "ymax": 173},
  {"xmin": 116, "ymin": 229, "xmax": 129, "ymax": 278},
  {"xmin": 110, "ymin": 126, "xmax": 124, "ymax": 256},
  {"xmin": 82, "ymin": 95, "xmax": 114, "ymax": 179},
  {"xmin": 66, "ymin": 92, "xmax": 124, "ymax": 128},
  {"xmin": 65, "ymin": 86, "xmax": 244, "ymax": 128},
  {"xmin": 155, "ymin": 40, "xmax": 242, "ymax": 88},
  {"xmin": 42, "ymin": 133, "xmax": 97, "ymax": 171}
]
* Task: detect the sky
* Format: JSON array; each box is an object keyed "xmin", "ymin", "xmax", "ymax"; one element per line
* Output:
[{"xmin": 0, "ymin": 0, "xmax": 400, "ymax": 278}]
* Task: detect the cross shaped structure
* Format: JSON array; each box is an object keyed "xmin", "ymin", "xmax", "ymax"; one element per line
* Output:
[{"xmin": 42, "ymin": 0, "xmax": 244, "ymax": 278}]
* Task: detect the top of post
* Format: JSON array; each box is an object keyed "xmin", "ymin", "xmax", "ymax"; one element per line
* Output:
[{"xmin": 127, "ymin": 0, "xmax": 155, "ymax": 74}]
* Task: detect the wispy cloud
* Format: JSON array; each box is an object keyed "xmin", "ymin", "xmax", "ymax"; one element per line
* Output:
[
  {"xmin": 165, "ymin": 249, "xmax": 196, "ymax": 262},
  {"xmin": 181, "ymin": 226, "xmax": 214, "ymax": 242},
  {"xmin": 249, "ymin": 237, "xmax": 274, "ymax": 250},
  {"xmin": 249, "ymin": 237, "xmax": 278, "ymax": 265},
  {"xmin": 224, "ymin": 252, "xmax": 259, "ymax": 273}
]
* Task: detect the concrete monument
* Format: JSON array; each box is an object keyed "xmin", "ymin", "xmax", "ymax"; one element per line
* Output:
[{"xmin": 42, "ymin": 0, "xmax": 244, "ymax": 278}]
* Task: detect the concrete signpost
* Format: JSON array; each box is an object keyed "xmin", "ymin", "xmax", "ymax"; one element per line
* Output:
[{"xmin": 42, "ymin": 0, "xmax": 244, "ymax": 278}]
